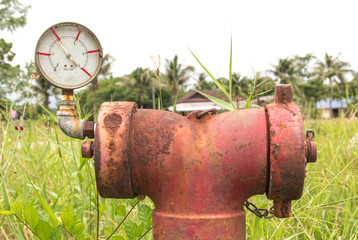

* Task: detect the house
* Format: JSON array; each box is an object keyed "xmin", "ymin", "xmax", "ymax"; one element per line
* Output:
[
  {"xmin": 316, "ymin": 98, "xmax": 347, "ymax": 118},
  {"xmin": 169, "ymin": 90, "xmax": 274, "ymax": 114},
  {"xmin": 168, "ymin": 90, "xmax": 225, "ymax": 114}
]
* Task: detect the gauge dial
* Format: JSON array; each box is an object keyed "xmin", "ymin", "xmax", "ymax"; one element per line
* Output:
[{"xmin": 35, "ymin": 22, "xmax": 103, "ymax": 89}]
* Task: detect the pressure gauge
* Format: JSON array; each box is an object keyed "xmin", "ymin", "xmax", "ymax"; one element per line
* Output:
[{"xmin": 35, "ymin": 22, "xmax": 103, "ymax": 89}]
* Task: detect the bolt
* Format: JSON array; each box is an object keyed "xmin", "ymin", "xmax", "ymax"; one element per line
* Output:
[
  {"xmin": 273, "ymin": 200, "xmax": 291, "ymax": 218},
  {"xmin": 81, "ymin": 141, "xmax": 94, "ymax": 158},
  {"xmin": 83, "ymin": 121, "xmax": 95, "ymax": 138},
  {"xmin": 274, "ymin": 84, "xmax": 293, "ymax": 104},
  {"xmin": 306, "ymin": 141, "xmax": 317, "ymax": 163},
  {"xmin": 137, "ymin": 195, "xmax": 146, "ymax": 201}
]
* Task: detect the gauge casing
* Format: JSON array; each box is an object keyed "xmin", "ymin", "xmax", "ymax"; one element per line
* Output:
[{"xmin": 35, "ymin": 22, "xmax": 103, "ymax": 89}]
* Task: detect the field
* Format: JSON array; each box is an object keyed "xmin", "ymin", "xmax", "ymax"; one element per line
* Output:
[{"xmin": 0, "ymin": 108, "xmax": 357, "ymax": 239}]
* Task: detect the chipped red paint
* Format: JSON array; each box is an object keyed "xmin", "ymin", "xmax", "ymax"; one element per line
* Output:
[
  {"xmin": 94, "ymin": 102, "xmax": 137, "ymax": 198},
  {"xmin": 266, "ymin": 85, "xmax": 306, "ymax": 208},
  {"xmin": 90, "ymin": 84, "xmax": 316, "ymax": 239}
]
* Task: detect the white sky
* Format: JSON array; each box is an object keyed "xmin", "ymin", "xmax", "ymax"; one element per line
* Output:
[{"xmin": 3, "ymin": 0, "xmax": 358, "ymax": 85}]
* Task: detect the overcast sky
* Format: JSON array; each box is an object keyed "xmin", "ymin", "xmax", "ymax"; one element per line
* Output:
[{"xmin": 3, "ymin": 0, "xmax": 358, "ymax": 85}]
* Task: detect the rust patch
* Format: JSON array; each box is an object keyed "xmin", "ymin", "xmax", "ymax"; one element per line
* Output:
[
  {"xmin": 238, "ymin": 142, "xmax": 252, "ymax": 151},
  {"xmin": 81, "ymin": 141, "xmax": 93, "ymax": 158},
  {"xmin": 104, "ymin": 113, "xmax": 122, "ymax": 133},
  {"xmin": 273, "ymin": 200, "xmax": 291, "ymax": 218},
  {"xmin": 271, "ymin": 144, "xmax": 280, "ymax": 160},
  {"xmin": 61, "ymin": 89, "xmax": 74, "ymax": 101}
]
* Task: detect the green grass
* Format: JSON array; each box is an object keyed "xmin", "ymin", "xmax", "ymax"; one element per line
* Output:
[
  {"xmin": 246, "ymin": 118, "xmax": 358, "ymax": 239},
  {"xmin": 1, "ymin": 105, "xmax": 357, "ymax": 239},
  {"xmin": 0, "ymin": 106, "xmax": 154, "ymax": 240}
]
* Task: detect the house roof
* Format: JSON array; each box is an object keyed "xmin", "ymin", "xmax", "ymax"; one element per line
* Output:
[
  {"xmin": 177, "ymin": 90, "xmax": 225, "ymax": 104},
  {"xmin": 316, "ymin": 98, "xmax": 347, "ymax": 109}
]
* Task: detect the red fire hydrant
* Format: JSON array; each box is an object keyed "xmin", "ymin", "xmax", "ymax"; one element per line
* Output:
[{"xmin": 81, "ymin": 84, "xmax": 316, "ymax": 239}]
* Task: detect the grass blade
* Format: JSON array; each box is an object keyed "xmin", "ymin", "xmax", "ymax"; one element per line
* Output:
[
  {"xmin": 38, "ymin": 103, "xmax": 58, "ymax": 123},
  {"xmin": 30, "ymin": 180, "xmax": 59, "ymax": 227},
  {"xmin": 190, "ymin": 49, "xmax": 236, "ymax": 110},
  {"xmin": 196, "ymin": 90, "xmax": 235, "ymax": 111},
  {"xmin": 229, "ymin": 36, "xmax": 232, "ymax": 98},
  {"xmin": 0, "ymin": 210, "xmax": 13, "ymax": 215},
  {"xmin": 245, "ymin": 94, "xmax": 253, "ymax": 109},
  {"xmin": 172, "ymin": 93, "xmax": 179, "ymax": 112}
]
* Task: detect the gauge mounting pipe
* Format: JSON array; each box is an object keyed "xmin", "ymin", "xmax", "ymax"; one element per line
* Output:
[{"xmin": 57, "ymin": 89, "xmax": 90, "ymax": 139}]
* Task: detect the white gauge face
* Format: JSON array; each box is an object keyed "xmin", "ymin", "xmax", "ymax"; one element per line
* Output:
[{"xmin": 35, "ymin": 22, "xmax": 103, "ymax": 89}]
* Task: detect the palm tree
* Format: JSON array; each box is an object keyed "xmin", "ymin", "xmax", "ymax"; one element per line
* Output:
[
  {"xmin": 126, "ymin": 68, "xmax": 155, "ymax": 107},
  {"xmin": 92, "ymin": 54, "xmax": 114, "ymax": 120},
  {"xmin": 269, "ymin": 57, "xmax": 296, "ymax": 84},
  {"xmin": 163, "ymin": 55, "xmax": 194, "ymax": 103},
  {"xmin": 269, "ymin": 55, "xmax": 316, "ymax": 100},
  {"xmin": 315, "ymin": 53, "xmax": 351, "ymax": 116},
  {"xmin": 231, "ymin": 73, "xmax": 252, "ymax": 101},
  {"xmin": 194, "ymin": 73, "xmax": 216, "ymax": 90}
]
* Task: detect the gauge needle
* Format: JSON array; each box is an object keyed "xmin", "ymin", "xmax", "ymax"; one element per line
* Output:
[{"xmin": 57, "ymin": 41, "xmax": 78, "ymax": 67}]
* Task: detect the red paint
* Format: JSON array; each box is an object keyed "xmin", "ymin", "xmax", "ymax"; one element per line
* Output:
[
  {"xmin": 88, "ymin": 85, "xmax": 316, "ymax": 239},
  {"xmin": 51, "ymin": 28, "xmax": 61, "ymax": 41},
  {"xmin": 87, "ymin": 49, "xmax": 100, "ymax": 54},
  {"xmin": 81, "ymin": 68, "xmax": 92, "ymax": 77},
  {"xmin": 36, "ymin": 52, "xmax": 51, "ymax": 56},
  {"xmin": 75, "ymin": 29, "xmax": 81, "ymax": 41},
  {"xmin": 94, "ymin": 104, "xmax": 268, "ymax": 239}
]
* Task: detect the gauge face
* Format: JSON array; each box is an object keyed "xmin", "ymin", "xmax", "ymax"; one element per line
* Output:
[{"xmin": 35, "ymin": 22, "xmax": 103, "ymax": 89}]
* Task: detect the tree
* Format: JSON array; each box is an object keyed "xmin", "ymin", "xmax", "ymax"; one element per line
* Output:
[
  {"xmin": 269, "ymin": 57, "xmax": 296, "ymax": 84},
  {"xmin": 315, "ymin": 53, "xmax": 351, "ymax": 116},
  {"xmin": 231, "ymin": 73, "xmax": 252, "ymax": 101},
  {"xmin": 78, "ymin": 76, "xmax": 173, "ymax": 114},
  {"xmin": 301, "ymin": 76, "xmax": 329, "ymax": 118},
  {"xmin": 26, "ymin": 62, "xmax": 58, "ymax": 109},
  {"xmin": 269, "ymin": 54, "xmax": 316, "ymax": 100},
  {"xmin": 194, "ymin": 73, "xmax": 216, "ymax": 90},
  {"xmin": 91, "ymin": 54, "xmax": 114, "ymax": 120},
  {"xmin": 163, "ymin": 55, "xmax": 194, "ymax": 104},
  {"xmin": 0, "ymin": 0, "xmax": 29, "ymax": 98},
  {"xmin": 126, "ymin": 68, "xmax": 155, "ymax": 107}
]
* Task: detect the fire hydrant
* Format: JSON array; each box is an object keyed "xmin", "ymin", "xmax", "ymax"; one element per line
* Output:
[{"xmin": 78, "ymin": 84, "xmax": 316, "ymax": 239}]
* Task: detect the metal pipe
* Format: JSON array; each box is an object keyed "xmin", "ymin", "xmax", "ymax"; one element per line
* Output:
[
  {"xmin": 81, "ymin": 85, "xmax": 317, "ymax": 239},
  {"xmin": 57, "ymin": 89, "xmax": 86, "ymax": 139}
]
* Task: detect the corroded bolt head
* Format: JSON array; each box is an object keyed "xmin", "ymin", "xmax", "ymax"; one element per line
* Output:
[
  {"xmin": 83, "ymin": 121, "xmax": 95, "ymax": 139},
  {"xmin": 137, "ymin": 195, "xmax": 146, "ymax": 201},
  {"xmin": 81, "ymin": 141, "xmax": 94, "ymax": 158},
  {"xmin": 274, "ymin": 84, "xmax": 293, "ymax": 104},
  {"xmin": 273, "ymin": 200, "xmax": 291, "ymax": 218},
  {"xmin": 307, "ymin": 141, "xmax": 317, "ymax": 163}
]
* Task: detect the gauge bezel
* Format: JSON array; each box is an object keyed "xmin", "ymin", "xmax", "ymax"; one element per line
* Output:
[{"xmin": 35, "ymin": 22, "xmax": 103, "ymax": 89}]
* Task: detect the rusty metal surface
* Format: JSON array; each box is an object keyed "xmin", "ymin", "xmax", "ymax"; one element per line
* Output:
[
  {"xmin": 266, "ymin": 84, "xmax": 306, "ymax": 203},
  {"xmin": 153, "ymin": 211, "xmax": 245, "ymax": 240},
  {"xmin": 94, "ymin": 102, "xmax": 268, "ymax": 239},
  {"xmin": 81, "ymin": 141, "xmax": 93, "ymax": 158},
  {"xmin": 127, "ymin": 108, "xmax": 267, "ymax": 239},
  {"xmin": 83, "ymin": 121, "xmax": 95, "ymax": 139},
  {"xmin": 305, "ymin": 129, "xmax": 317, "ymax": 163},
  {"xmin": 94, "ymin": 102, "xmax": 137, "ymax": 198},
  {"xmin": 57, "ymin": 89, "xmax": 86, "ymax": 139},
  {"xmin": 92, "ymin": 84, "xmax": 314, "ymax": 238},
  {"xmin": 273, "ymin": 200, "xmax": 291, "ymax": 218}
]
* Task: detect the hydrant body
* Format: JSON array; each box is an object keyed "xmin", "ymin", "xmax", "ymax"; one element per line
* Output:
[{"xmin": 89, "ymin": 85, "xmax": 312, "ymax": 239}]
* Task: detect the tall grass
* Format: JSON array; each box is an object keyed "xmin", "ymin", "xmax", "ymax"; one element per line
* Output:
[
  {"xmin": 1, "ymin": 102, "xmax": 357, "ymax": 239},
  {"xmin": 246, "ymin": 118, "xmax": 358, "ymax": 239},
  {"xmin": 0, "ymin": 102, "xmax": 154, "ymax": 240}
]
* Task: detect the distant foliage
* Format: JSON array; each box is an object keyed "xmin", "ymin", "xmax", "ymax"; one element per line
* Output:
[{"xmin": 0, "ymin": 0, "xmax": 29, "ymax": 98}]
